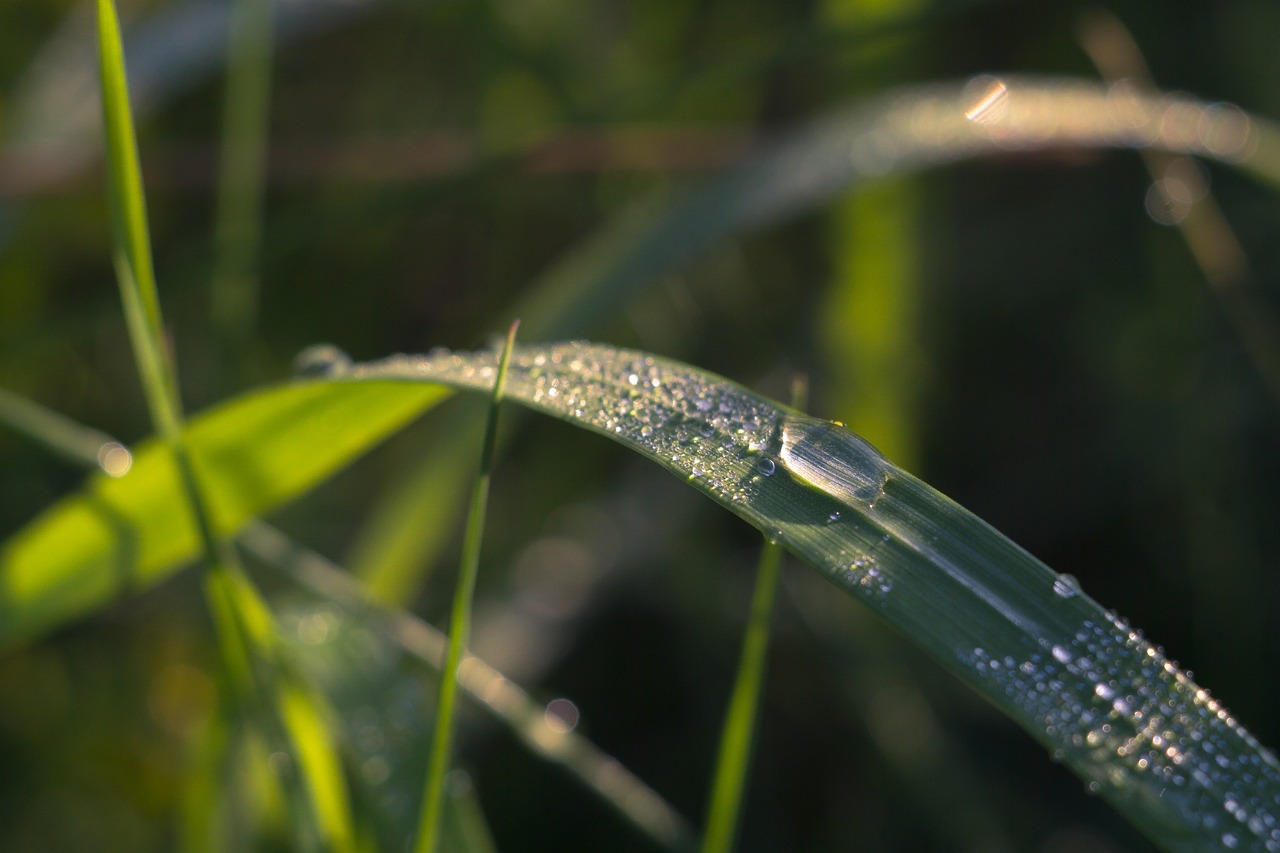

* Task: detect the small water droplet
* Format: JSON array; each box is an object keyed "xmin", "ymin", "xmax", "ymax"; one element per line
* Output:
[
  {"xmin": 826, "ymin": 511, "xmax": 841, "ymax": 524},
  {"xmin": 963, "ymin": 75, "xmax": 1010, "ymax": 124},
  {"xmin": 1053, "ymin": 574, "xmax": 1081, "ymax": 599},
  {"xmin": 294, "ymin": 343, "xmax": 353, "ymax": 377},
  {"xmin": 756, "ymin": 458, "xmax": 776, "ymax": 477},
  {"xmin": 97, "ymin": 441, "xmax": 132, "ymax": 477}
]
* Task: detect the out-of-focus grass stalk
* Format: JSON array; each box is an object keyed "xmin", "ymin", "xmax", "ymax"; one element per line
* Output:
[
  {"xmin": 0, "ymin": 386, "xmax": 133, "ymax": 476},
  {"xmin": 415, "ymin": 321, "xmax": 520, "ymax": 853},
  {"xmin": 96, "ymin": 3, "xmax": 351, "ymax": 849},
  {"xmin": 1077, "ymin": 9, "xmax": 1280, "ymax": 407},
  {"xmin": 211, "ymin": 0, "xmax": 274, "ymax": 353},
  {"xmin": 700, "ymin": 377, "xmax": 804, "ymax": 853},
  {"xmin": 242, "ymin": 519, "xmax": 695, "ymax": 849}
]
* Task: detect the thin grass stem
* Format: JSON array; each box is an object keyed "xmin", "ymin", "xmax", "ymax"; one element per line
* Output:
[
  {"xmin": 700, "ymin": 376, "xmax": 805, "ymax": 853},
  {"xmin": 211, "ymin": 0, "xmax": 274, "ymax": 354},
  {"xmin": 415, "ymin": 320, "xmax": 520, "ymax": 853}
]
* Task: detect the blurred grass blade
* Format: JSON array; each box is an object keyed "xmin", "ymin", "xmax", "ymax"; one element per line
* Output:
[
  {"xmin": 97, "ymin": 0, "xmax": 179, "ymax": 436},
  {"xmin": 211, "ymin": 0, "xmax": 274, "ymax": 352},
  {"xmin": 0, "ymin": 380, "xmax": 447, "ymax": 647},
  {"xmin": 417, "ymin": 321, "xmax": 519, "ymax": 853},
  {"xmin": 315, "ymin": 341, "xmax": 1280, "ymax": 852},
  {"xmin": 99, "ymin": 6, "xmax": 356, "ymax": 846},
  {"xmin": 512, "ymin": 76, "xmax": 1280, "ymax": 342},
  {"xmin": 0, "ymin": 387, "xmax": 133, "ymax": 477},
  {"xmin": 244, "ymin": 520, "xmax": 694, "ymax": 849},
  {"xmin": 347, "ymin": 405, "xmax": 486, "ymax": 604}
]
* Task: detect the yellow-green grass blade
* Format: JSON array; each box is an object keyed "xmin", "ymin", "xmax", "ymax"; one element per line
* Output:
[
  {"xmin": 97, "ymin": 0, "xmax": 180, "ymax": 437},
  {"xmin": 0, "ymin": 380, "xmax": 448, "ymax": 647},
  {"xmin": 313, "ymin": 341, "xmax": 1280, "ymax": 853}
]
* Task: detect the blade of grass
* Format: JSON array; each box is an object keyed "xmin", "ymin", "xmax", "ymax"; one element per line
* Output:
[
  {"xmin": 0, "ymin": 379, "xmax": 447, "ymax": 647},
  {"xmin": 700, "ymin": 542, "xmax": 782, "ymax": 853},
  {"xmin": 1076, "ymin": 10, "xmax": 1280, "ymax": 409},
  {"xmin": 242, "ymin": 519, "xmax": 696, "ymax": 849},
  {"xmin": 211, "ymin": 0, "xmax": 274, "ymax": 355},
  {"xmin": 0, "ymin": 386, "xmax": 133, "ymax": 477},
  {"xmin": 97, "ymin": 4, "xmax": 354, "ymax": 847},
  {"xmin": 415, "ymin": 321, "xmax": 520, "ymax": 853},
  {"xmin": 700, "ymin": 376, "xmax": 805, "ymax": 853},
  {"xmin": 0, "ymin": 385, "xmax": 692, "ymax": 850},
  {"xmin": 346, "ymin": 74, "xmax": 1280, "ymax": 610},
  {"xmin": 316, "ymin": 340, "xmax": 1280, "ymax": 852}
]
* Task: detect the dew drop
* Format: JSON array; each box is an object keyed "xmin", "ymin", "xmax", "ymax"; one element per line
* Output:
[
  {"xmin": 1053, "ymin": 574, "xmax": 1081, "ymax": 599},
  {"xmin": 294, "ymin": 343, "xmax": 353, "ymax": 377},
  {"xmin": 97, "ymin": 441, "xmax": 133, "ymax": 477},
  {"xmin": 778, "ymin": 416, "xmax": 892, "ymax": 509},
  {"xmin": 963, "ymin": 75, "xmax": 1010, "ymax": 124}
]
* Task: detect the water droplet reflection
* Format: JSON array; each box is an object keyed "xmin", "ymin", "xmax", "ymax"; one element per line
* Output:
[
  {"xmin": 544, "ymin": 698, "xmax": 580, "ymax": 734},
  {"xmin": 1053, "ymin": 574, "xmax": 1081, "ymax": 599},
  {"xmin": 97, "ymin": 441, "xmax": 132, "ymax": 477},
  {"xmin": 963, "ymin": 76, "xmax": 1010, "ymax": 125}
]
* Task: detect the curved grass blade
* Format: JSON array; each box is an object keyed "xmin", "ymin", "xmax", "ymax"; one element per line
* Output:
[
  {"xmin": 0, "ymin": 380, "xmax": 448, "ymax": 647},
  {"xmin": 312, "ymin": 340, "xmax": 1280, "ymax": 852},
  {"xmin": 350, "ymin": 76, "xmax": 1280, "ymax": 606}
]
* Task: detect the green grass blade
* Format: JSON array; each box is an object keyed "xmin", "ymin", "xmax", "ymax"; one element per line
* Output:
[
  {"xmin": 328, "ymin": 76, "xmax": 1280, "ymax": 609},
  {"xmin": 316, "ymin": 341, "xmax": 1280, "ymax": 852},
  {"xmin": 700, "ymin": 541, "xmax": 784, "ymax": 853},
  {"xmin": 416, "ymin": 322, "xmax": 519, "ymax": 853},
  {"xmin": 96, "ymin": 0, "xmax": 180, "ymax": 437},
  {"xmin": 0, "ymin": 380, "xmax": 447, "ymax": 647}
]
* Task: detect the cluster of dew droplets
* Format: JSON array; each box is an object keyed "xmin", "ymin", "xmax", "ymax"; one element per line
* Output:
[
  {"xmin": 966, "ymin": 586, "xmax": 1280, "ymax": 851},
  {"xmin": 340, "ymin": 341, "xmax": 784, "ymax": 507}
]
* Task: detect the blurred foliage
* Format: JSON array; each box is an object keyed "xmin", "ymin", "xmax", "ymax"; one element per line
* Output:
[{"xmin": 1, "ymin": 0, "xmax": 1279, "ymax": 850}]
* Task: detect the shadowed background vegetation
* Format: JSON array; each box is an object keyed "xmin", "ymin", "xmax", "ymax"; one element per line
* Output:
[{"xmin": 1, "ymin": 0, "xmax": 1278, "ymax": 850}]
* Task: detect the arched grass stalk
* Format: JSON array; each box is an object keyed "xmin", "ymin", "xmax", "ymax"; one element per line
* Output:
[
  {"xmin": 415, "ymin": 321, "xmax": 520, "ymax": 853},
  {"xmin": 312, "ymin": 340, "xmax": 1280, "ymax": 852},
  {"xmin": 95, "ymin": 3, "xmax": 352, "ymax": 847}
]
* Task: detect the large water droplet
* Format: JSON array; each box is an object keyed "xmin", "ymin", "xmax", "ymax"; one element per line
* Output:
[{"xmin": 778, "ymin": 416, "xmax": 893, "ymax": 509}]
